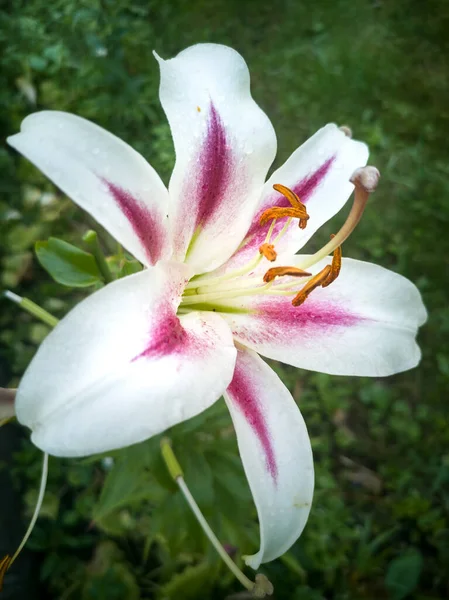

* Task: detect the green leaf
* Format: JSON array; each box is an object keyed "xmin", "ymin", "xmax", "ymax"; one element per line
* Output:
[
  {"xmin": 182, "ymin": 451, "xmax": 215, "ymax": 509},
  {"xmin": 158, "ymin": 561, "xmax": 216, "ymax": 600},
  {"xmin": 119, "ymin": 259, "xmax": 142, "ymax": 278},
  {"xmin": 82, "ymin": 541, "xmax": 140, "ymax": 600},
  {"xmin": 93, "ymin": 444, "xmax": 154, "ymax": 524},
  {"xmin": 385, "ymin": 548, "xmax": 423, "ymax": 600},
  {"xmin": 35, "ymin": 237, "xmax": 101, "ymax": 287}
]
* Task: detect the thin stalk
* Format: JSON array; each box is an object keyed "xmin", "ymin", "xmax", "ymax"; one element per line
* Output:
[
  {"xmin": 4, "ymin": 291, "xmax": 59, "ymax": 328},
  {"xmin": 271, "ymin": 217, "xmax": 292, "ymax": 245},
  {"xmin": 263, "ymin": 219, "xmax": 277, "ymax": 243},
  {"xmin": 160, "ymin": 438, "xmax": 255, "ymax": 593},
  {"xmin": 83, "ymin": 230, "xmax": 114, "ymax": 283},
  {"xmin": 296, "ymin": 179, "xmax": 371, "ymax": 271},
  {"xmin": 185, "ymin": 254, "xmax": 263, "ymax": 290},
  {"xmin": 180, "ymin": 282, "xmax": 273, "ymax": 306},
  {"xmin": 10, "ymin": 452, "xmax": 49, "ymax": 566},
  {"xmin": 177, "ymin": 478, "xmax": 255, "ymax": 591}
]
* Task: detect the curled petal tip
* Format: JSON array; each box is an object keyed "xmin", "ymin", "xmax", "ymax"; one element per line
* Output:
[
  {"xmin": 339, "ymin": 125, "xmax": 353, "ymax": 138},
  {"xmin": 152, "ymin": 50, "xmax": 164, "ymax": 63},
  {"xmin": 350, "ymin": 166, "xmax": 380, "ymax": 193}
]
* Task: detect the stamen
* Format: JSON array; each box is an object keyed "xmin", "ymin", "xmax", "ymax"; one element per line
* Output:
[
  {"xmin": 272, "ymin": 184, "xmax": 303, "ymax": 209},
  {"xmin": 296, "ymin": 166, "xmax": 380, "ymax": 271},
  {"xmin": 0, "ymin": 452, "xmax": 49, "ymax": 590},
  {"xmin": 260, "ymin": 184, "xmax": 310, "ymax": 229},
  {"xmin": 0, "ymin": 557, "xmax": 11, "ymax": 592},
  {"xmin": 272, "ymin": 217, "xmax": 293, "ymax": 245},
  {"xmin": 263, "ymin": 266, "xmax": 311, "ymax": 283},
  {"xmin": 292, "ymin": 265, "xmax": 332, "ymax": 307},
  {"xmin": 322, "ymin": 235, "xmax": 341, "ymax": 287},
  {"xmin": 263, "ymin": 218, "xmax": 277, "ymax": 243},
  {"xmin": 185, "ymin": 252, "xmax": 263, "ymax": 291},
  {"xmin": 259, "ymin": 243, "xmax": 277, "ymax": 262},
  {"xmin": 181, "ymin": 282, "xmax": 273, "ymax": 306},
  {"xmin": 260, "ymin": 207, "xmax": 308, "ymax": 228}
]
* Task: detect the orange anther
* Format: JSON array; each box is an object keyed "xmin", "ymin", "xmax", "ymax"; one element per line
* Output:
[
  {"xmin": 259, "ymin": 243, "xmax": 277, "ymax": 262},
  {"xmin": 292, "ymin": 265, "xmax": 332, "ymax": 306},
  {"xmin": 263, "ymin": 266, "xmax": 311, "ymax": 283},
  {"xmin": 260, "ymin": 184, "xmax": 309, "ymax": 229},
  {"xmin": 272, "ymin": 183, "xmax": 303, "ymax": 210},
  {"xmin": 259, "ymin": 207, "xmax": 309, "ymax": 229},
  {"xmin": 322, "ymin": 235, "xmax": 342, "ymax": 287},
  {"xmin": 0, "ymin": 555, "xmax": 12, "ymax": 592}
]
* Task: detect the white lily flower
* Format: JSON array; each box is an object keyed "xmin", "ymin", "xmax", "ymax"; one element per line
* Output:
[{"xmin": 7, "ymin": 43, "xmax": 426, "ymax": 569}]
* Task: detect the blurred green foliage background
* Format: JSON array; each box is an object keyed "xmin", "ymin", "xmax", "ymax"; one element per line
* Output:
[{"xmin": 1, "ymin": 0, "xmax": 448, "ymax": 598}]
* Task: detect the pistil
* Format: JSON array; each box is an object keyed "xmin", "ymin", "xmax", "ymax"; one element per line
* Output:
[
  {"xmin": 296, "ymin": 166, "xmax": 379, "ymax": 271},
  {"xmin": 182, "ymin": 166, "xmax": 379, "ymax": 312}
]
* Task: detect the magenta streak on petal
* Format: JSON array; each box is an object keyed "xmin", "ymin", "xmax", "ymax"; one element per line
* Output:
[
  {"xmin": 264, "ymin": 297, "xmax": 360, "ymax": 329},
  {"xmin": 193, "ymin": 103, "xmax": 233, "ymax": 228},
  {"xmin": 227, "ymin": 355, "xmax": 278, "ymax": 482},
  {"xmin": 231, "ymin": 296, "xmax": 361, "ymax": 348},
  {"xmin": 237, "ymin": 156, "xmax": 337, "ymax": 257},
  {"xmin": 102, "ymin": 179, "xmax": 164, "ymax": 265},
  {"xmin": 131, "ymin": 312, "xmax": 188, "ymax": 362}
]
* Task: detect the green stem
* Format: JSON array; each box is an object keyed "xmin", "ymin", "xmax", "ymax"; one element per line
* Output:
[
  {"xmin": 83, "ymin": 230, "xmax": 114, "ymax": 284},
  {"xmin": 4, "ymin": 291, "xmax": 59, "ymax": 328},
  {"xmin": 160, "ymin": 438, "xmax": 255, "ymax": 593}
]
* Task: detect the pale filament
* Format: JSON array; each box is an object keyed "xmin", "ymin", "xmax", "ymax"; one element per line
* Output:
[
  {"xmin": 181, "ymin": 282, "xmax": 274, "ymax": 306},
  {"xmin": 181, "ymin": 168, "xmax": 375, "ymax": 309},
  {"xmin": 271, "ymin": 216, "xmax": 292, "ymax": 245},
  {"xmin": 182, "ymin": 193, "xmax": 308, "ymax": 306},
  {"xmin": 185, "ymin": 218, "xmax": 279, "ymax": 293},
  {"xmin": 185, "ymin": 252, "xmax": 263, "ymax": 291},
  {"xmin": 191, "ymin": 272, "xmax": 309, "ymax": 298}
]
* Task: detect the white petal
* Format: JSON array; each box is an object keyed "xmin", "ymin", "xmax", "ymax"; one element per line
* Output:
[
  {"xmin": 16, "ymin": 262, "xmax": 236, "ymax": 456},
  {"xmin": 224, "ymin": 346, "xmax": 313, "ymax": 568},
  {"xmin": 156, "ymin": 44, "xmax": 277, "ymax": 273},
  {"xmin": 221, "ymin": 124, "xmax": 368, "ymax": 272},
  {"xmin": 7, "ymin": 111, "xmax": 170, "ymax": 266},
  {"xmin": 220, "ymin": 257, "xmax": 427, "ymax": 376}
]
